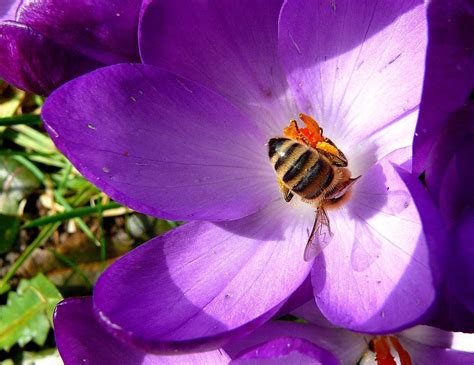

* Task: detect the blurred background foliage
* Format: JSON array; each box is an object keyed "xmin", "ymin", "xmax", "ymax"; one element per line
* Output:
[{"xmin": 0, "ymin": 81, "xmax": 178, "ymax": 364}]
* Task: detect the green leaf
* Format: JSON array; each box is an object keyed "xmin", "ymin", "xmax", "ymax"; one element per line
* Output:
[{"xmin": 0, "ymin": 274, "xmax": 63, "ymax": 351}]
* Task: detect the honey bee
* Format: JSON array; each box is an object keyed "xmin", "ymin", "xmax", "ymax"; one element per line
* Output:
[{"xmin": 268, "ymin": 114, "xmax": 359, "ymax": 261}]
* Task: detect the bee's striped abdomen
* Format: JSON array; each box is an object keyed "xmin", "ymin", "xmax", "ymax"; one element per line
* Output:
[
  {"xmin": 295, "ymin": 160, "xmax": 334, "ymax": 200},
  {"xmin": 268, "ymin": 138, "xmax": 334, "ymax": 202},
  {"xmin": 269, "ymin": 138, "xmax": 303, "ymax": 172}
]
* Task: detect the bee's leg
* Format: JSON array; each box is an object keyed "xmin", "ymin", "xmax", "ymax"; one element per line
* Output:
[
  {"xmin": 327, "ymin": 175, "xmax": 361, "ymax": 200},
  {"xmin": 278, "ymin": 178, "xmax": 294, "ymax": 202},
  {"xmin": 316, "ymin": 144, "xmax": 348, "ymax": 167},
  {"xmin": 324, "ymin": 138, "xmax": 348, "ymax": 165}
]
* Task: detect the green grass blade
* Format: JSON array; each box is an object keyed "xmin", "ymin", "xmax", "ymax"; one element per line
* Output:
[
  {"xmin": 58, "ymin": 163, "xmax": 72, "ymax": 191},
  {"xmin": 0, "ymin": 115, "xmax": 41, "ymax": 127},
  {"xmin": 3, "ymin": 126, "xmax": 55, "ymax": 154},
  {"xmin": 10, "ymin": 155, "xmax": 45, "ymax": 183},
  {"xmin": 21, "ymin": 202, "xmax": 122, "ymax": 229},
  {"xmin": 10, "ymin": 125, "xmax": 53, "ymax": 150},
  {"xmin": 28, "ymin": 154, "xmax": 66, "ymax": 168}
]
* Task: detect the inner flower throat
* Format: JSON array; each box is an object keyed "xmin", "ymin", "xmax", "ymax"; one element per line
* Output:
[
  {"xmin": 362, "ymin": 336, "xmax": 412, "ymax": 365},
  {"xmin": 268, "ymin": 113, "xmax": 360, "ymax": 261}
]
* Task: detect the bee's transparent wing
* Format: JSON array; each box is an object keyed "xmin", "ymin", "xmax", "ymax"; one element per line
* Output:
[{"xmin": 304, "ymin": 207, "xmax": 333, "ymax": 261}]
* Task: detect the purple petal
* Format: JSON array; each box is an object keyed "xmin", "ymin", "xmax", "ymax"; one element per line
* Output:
[
  {"xmin": 424, "ymin": 104, "xmax": 474, "ymax": 211},
  {"xmin": 450, "ymin": 210, "xmax": 474, "ymax": 313},
  {"xmin": 312, "ymin": 148, "xmax": 443, "ymax": 332},
  {"xmin": 436, "ymin": 108, "xmax": 474, "ymax": 225},
  {"xmin": 279, "ymin": 0, "xmax": 427, "ymax": 144},
  {"xmin": 42, "ymin": 64, "xmax": 278, "ymax": 221},
  {"xmin": 93, "ymin": 201, "xmax": 314, "ymax": 352},
  {"xmin": 231, "ymin": 337, "xmax": 340, "ymax": 365},
  {"xmin": 140, "ymin": 0, "xmax": 297, "ymax": 137},
  {"xmin": 0, "ymin": 21, "xmax": 101, "ymax": 95},
  {"xmin": 0, "ymin": 0, "xmax": 141, "ymax": 94},
  {"xmin": 54, "ymin": 297, "xmax": 230, "ymax": 364},
  {"xmin": 413, "ymin": 0, "xmax": 474, "ymax": 174},
  {"xmin": 420, "ymin": 107, "xmax": 474, "ymax": 332},
  {"xmin": 347, "ymin": 109, "xmax": 419, "ymax": 177},
  {"xmin": 400, "ymin": 325, "xmax": 456, "ymax": 348},
  {"xmin": 0, "ymin": 0, "xmax": 19, "ymax": 21},
  {"xmin": 17, "ymin": 0, "xmax": 141, "ymax": 65},
  {"xmin": 224, "ymin": 320, "xmax": 365, "ymax": 365},
  {"xmin": 428, "ymin": 294, "xmax": 474, "ymax": 333},
  {"xmin": 401, "ymin": 337, "xmax": 474, "ymax": 365},
  {"xmin": 428, "ymin": 209, "xmax": 474, "ymax": 332}
]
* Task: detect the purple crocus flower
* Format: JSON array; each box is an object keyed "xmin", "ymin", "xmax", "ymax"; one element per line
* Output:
[
  {"xmin": 413, "ymin": 0, "xmax": 474, "ymax": 332},
  {"xmin": 54, "ymin": 297, "xmax": 474, "ymax": 364},
  {"xmin": 42, "ymin": 0, "xmax": 442, "ymax": 352},
  {"xmin": 0, "ymin": 0, "xmax": 142, "ymax": 95},
  {"xmin": 225, "ymin": 300, "xmax": 474, "ymax": 364}
]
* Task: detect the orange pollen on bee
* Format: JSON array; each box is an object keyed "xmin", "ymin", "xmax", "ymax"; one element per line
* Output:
[
  {"xmin": 283, "ymin": 113, "xmax": 325, "ymax": 148},
  {"xmin": 283, "ymin": 114, "xmax": 341, "ymax": 155},
  {"xmin": 315, "ymin": 141, "xmax": 340, "ymax": 157},
  {"xmin": 370, "ymin": 336, "xmax": 412, "ymax": 365}
]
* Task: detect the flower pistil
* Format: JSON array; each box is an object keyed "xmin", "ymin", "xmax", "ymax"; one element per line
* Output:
[{"xmin": 362, "ymin": 335, "xmax": 412, "ymax": 365}]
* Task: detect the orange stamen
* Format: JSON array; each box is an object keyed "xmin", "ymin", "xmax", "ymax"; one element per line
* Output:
[
  {"xmin": 370, "ymin": 336, "xmax": 413, "ymax": 365},
  {"xmin": 389, "ymin": 336, "xmax": 412, "ymax": 365},
  {"xmin": 373, "ymin": 337, "xmax": 396, "ymax": 365}
]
